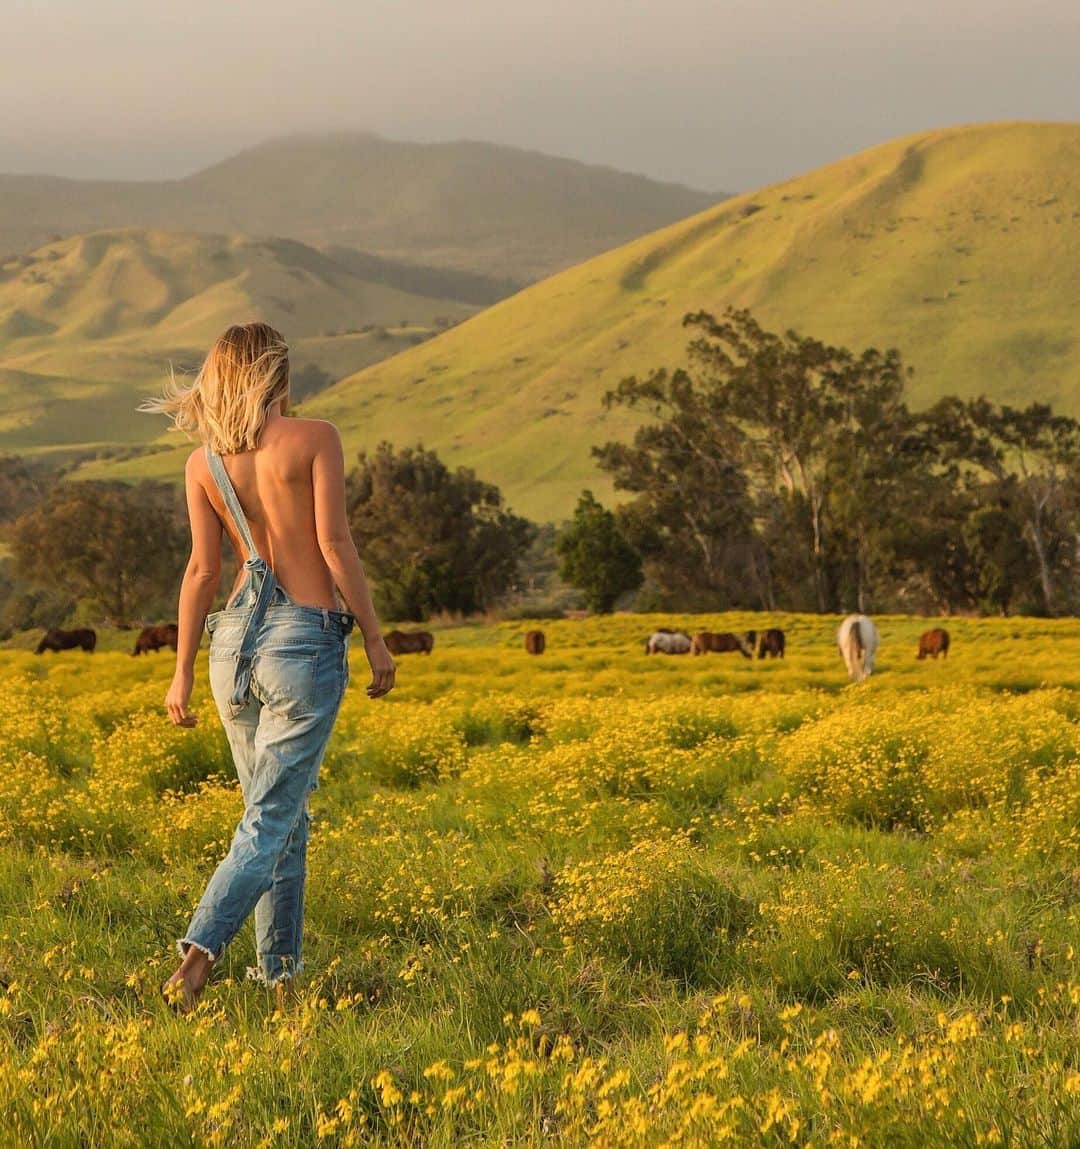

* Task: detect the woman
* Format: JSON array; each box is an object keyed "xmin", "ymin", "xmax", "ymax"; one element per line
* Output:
[{"xmin": 143, "ymin": 322, "xmax": 396, "ymax": 1011}]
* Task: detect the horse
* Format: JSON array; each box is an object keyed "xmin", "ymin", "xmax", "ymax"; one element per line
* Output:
[
  {"xmin": 384, "ymin": 629, "xmax": 434, "ymax": 655},
  {"xmin": 837, "ymin": 614, "xmax": 878, "ymax": 682},
  {"xmin": 690, "ymin": 631, "xmax": 756, "ymax": 658},
  {"xmin": 36, "ymin": 627, "xmax": 96, "ymax": 654},
  {"xmin": 645, "ymin": 630, "xmax": 692, "ymax": 655},
  {"xmin": 133, "ymin": 623, "xmax": 179, "ymax": 655},
  {"xmin": 758, "ymin": 628, "xmax": 785, "ymax": 658},
  {"xmin": 917, "ymin": 627, "xmax": 950, "ymax": 660},
  {"xmin": 524, "ymin": 629, "xmax": 546, "ymax": 655}
]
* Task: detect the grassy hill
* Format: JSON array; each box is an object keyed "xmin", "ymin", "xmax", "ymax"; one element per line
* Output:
[
  {"xmin": 37, "ymin": 122, "xmax": 1080, "ymax": 521},
  {"xmin": 269, "ymin": 120, "xmax": 1078, "ymax": 521},
  {"xmin": 0, "ymin": 228, "xmax": 477, "ymax": 460},
  {"xmin": 0, "ymin": 132, "xmax": 720, "ymax": 283}
]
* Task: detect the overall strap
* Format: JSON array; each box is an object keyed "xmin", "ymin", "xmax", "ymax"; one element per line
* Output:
[
  {"xmin": 204, "ymin": 445, "xmax": 278, "ymax": 716},
  {"xmin": 205, "ymin": 446, "xmax": 260, "ymax": 563}
]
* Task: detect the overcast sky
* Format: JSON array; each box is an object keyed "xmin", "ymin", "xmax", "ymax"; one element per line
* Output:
[{"xmin": 2, "ymin": 0, "xmax": 1078, "ymax": 192}]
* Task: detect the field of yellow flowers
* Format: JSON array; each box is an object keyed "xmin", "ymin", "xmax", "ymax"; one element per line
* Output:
[{"xmin": 0, "ymin": 612, "xmax": 1077, "ymax": 1147}]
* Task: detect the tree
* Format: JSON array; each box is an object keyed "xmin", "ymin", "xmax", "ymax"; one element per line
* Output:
[
  {"xmin": 592, "ymin": 306, "xmax": 1080, "ymax": 616},
  {"xmin": 999, "ymin": 405, "xmax": 1080, "ymax": 614},
  {"xmin": 0, "ymin": 455, "xmax": 46, "ymax": 525},
  {"xmin": 346, "ymin": 443, "xmax": 534, "ymax": 620},
  {"xmin": 927, "ymin": 398, "xmax": 1080, "ymax": 615},
  {"xmin": 596, "ymin": 308, "xmax": 923, "ymax": 612},
  {"xmin": 880, "ymin": 467, "xmax": 979, "ymax": 615},
  {"xmin": 962, "ymin": 502, "xmax": 1035, "ymax": 616},
  {"xmin": 556, "ymin": 491, "xmax": 642, "ymax": 612},
  {"xmin": 594, "ymin": 364, "xmax": 765, "ymax": 609},
  {"xmin": 0, "ymin": 567, "xmax": 76, "ymax": 639},
  {"xmin": 681, "ymin": 308, "xmax": 912, "ymax": 612},
  {"xmin": 825, "ymin": 400, "xmax": 939, "ymax": 612},
  {"xmin": 10, "ymin": 481, "xmax": 187, "ymax": 624}
]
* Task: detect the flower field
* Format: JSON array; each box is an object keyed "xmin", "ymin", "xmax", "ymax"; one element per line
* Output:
[{"xmin": 0, "ymin": 612, "xmax": 1077, "ymax": 1147}]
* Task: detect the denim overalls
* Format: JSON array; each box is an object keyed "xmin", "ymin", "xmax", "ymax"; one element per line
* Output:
[{"xmin": 177, "ymin": 446, "xmax": 354, "ymax": 987}]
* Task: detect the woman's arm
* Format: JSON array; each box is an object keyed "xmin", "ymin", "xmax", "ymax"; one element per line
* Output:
[
  {"xmin": 311, "ymin": 423, "xmax": 396, "ymax": 699},
  {"xmin": 165, "ymin": 450, "xmax": 223, "ymax": 726}
]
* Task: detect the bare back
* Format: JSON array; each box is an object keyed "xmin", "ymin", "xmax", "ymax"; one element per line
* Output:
[{"xmin": 195, "ymin": 414, "xmax": 341, "ymax": 610}]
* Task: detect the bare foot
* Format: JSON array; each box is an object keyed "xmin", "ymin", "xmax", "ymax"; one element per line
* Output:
[
  {"xmin": 162, "ymin": 947, "xmax": 214, "ymax": 1013},
  {"xmin": 272, "ymin": 979, "xmax": 300, "ymax": 1011}
]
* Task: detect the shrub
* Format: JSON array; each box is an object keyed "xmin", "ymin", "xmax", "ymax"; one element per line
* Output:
[{"xmin": 551, "ymin": 833, "xmax": 755, "ymax": 981}]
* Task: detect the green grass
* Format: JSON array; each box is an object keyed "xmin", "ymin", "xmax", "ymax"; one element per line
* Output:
[{"xmin": 0, "ymin": 611, "xmax": 1076, "ymax": 1145}]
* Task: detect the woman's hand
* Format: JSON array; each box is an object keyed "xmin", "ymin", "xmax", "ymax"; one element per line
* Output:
[
  {"xmin": 364, "ymin": 634, "xmax": 396, "ymax": 699},
  {"xmin": 165, "ymin": 668, "xmax": 198, "ymax": 727}
]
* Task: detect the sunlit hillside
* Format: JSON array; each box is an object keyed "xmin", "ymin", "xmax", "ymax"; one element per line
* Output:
[
  {"xmin": 0, "ymin": 228, "xmax": 476, "ymax": 460},
  {"xmin": 278, "ymin": 121, "xmax": 1079, "ymax": 520}
]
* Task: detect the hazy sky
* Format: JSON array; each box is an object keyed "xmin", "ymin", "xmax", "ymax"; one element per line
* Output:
[{"xmin": 2, "ymin": 0, "xmax": 1078, "ymax": 192}]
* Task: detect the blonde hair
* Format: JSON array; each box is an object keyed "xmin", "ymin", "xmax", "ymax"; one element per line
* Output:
[{"xmin": 140, "ymin": 321, "xmax": 290, "ymax": 454}]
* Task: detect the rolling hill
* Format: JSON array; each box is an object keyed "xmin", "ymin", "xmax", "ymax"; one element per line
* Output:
[
  {"xmin": 281, "ymin": 120, "xmax": 1080, "ymax": 520},
  {"xmin": 45, "ymin": 122, "xmax": 1080, "ymax": 523},
  {"xmin": 0, "ymin": 228, "xmax": 477, "ymax": 458},
  {"xmin": 0, "ymin": 133, "xmax": 721, "ymax": 283}
]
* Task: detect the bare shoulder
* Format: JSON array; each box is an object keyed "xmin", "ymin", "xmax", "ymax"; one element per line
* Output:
[
  {"xmin": 183, "ymin": 446, "xmax": 216, "ymax": 503},
  {"xmin": 184, "ymin": 444, "xmax": 208, "ymax": 478},
  {"xmin": 284, "ymin": 416, "xmax": 340, "ymax": 439},
  {"xmin": 286, "ymin": 417, "xmax": 343, "ymax": 453}
]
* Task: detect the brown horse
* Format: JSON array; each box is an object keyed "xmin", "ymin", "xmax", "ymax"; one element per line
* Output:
[
  {"xmin": 524, "ymin": 629, "xmax": 546, "ymax": 655},
  {"xmin": 917, "ymin": 628, "xmax": 950, "ymax": 660},
  {"xmin": 691, "ymin": 631, "xmax": 756, "ymax": 658},
  {"xmin": 384, "ymin": 629, "xmax": 434, "ymax": 655},
  {"xmin": 133, "ymin": 624, "xmax": 179, "ymax": 655}
]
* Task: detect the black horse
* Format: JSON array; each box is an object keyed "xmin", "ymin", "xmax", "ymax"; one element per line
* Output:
[{"xmin": 36, "ymin": 627, "xmax": 97, "ymax": 654}]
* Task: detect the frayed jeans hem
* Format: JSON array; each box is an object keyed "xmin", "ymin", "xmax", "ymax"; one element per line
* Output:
[
  {"xmin": 245, "ymin": 961, "xmax": 304, "ymax": 989},
  {"xmin": 176, "ymin": 937, "xmax": 223, "ymax": 963}
]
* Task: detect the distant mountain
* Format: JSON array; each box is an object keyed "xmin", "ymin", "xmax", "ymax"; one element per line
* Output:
[
  {"xmin": 0, "ymin": 227, "xmax": 477, "ymax": 458},
  {"xmin": 320, "ymin": 247, "xmax": 517, "ymax": 308},
  {"xmin": 0, "ymin": 132, "xmax": 722, "ymax": 283}
]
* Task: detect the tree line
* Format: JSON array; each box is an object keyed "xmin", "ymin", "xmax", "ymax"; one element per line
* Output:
[
  {"xmin": 0, "ymin": 445, "xmax": 534, "ymax": 632},
  {"xmin": 2, "ymin": 305, "xmax": 1078, "ymax": 629}
]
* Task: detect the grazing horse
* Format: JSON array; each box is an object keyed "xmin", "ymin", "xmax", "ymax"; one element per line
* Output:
[
  {"xmin": 133, "ymin": 623, "xmax": 179, "ymax": 655},
  {"xmin": 524, "ymin": 629, "xmax": 546, "ymax": 655},
  {"xmin": 384, "ymin": 629, "xmax": 434, "ymax": 655},
  {"xmin": 645, "ymin": 631, "xmax": 692, "ymax": 655},
  {"xmin": 758, "ymin": 628, "xmax": 785, "ymax": 659},
  {"xmin": 837, "ymin": 614, "xmax": 878, "ymax": 682},
  {"xmin": 36, "ymin": 627, "xmax": 96, "ymax": 654},
  {"xmin": 690, "ymin": 631, "xmax": 756, "ymax": 658},
  {"xmin": 917, "ymin": 627, "xmax": 950, "ymax": 660}
]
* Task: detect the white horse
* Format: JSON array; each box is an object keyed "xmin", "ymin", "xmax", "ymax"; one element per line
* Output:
[
  {"xmin": 837, "ymin": 614, "xmax": 878, "ymax": 682},
  {"xmin": 645, "ymin": 630, "xmax": 692, "ymax": 655}
]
